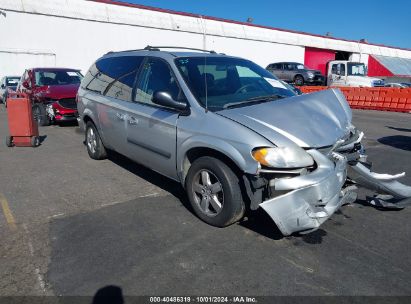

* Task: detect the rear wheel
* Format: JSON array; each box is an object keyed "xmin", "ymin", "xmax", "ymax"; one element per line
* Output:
[
  {"xmin": 85, "ymin": 121, "xmax": 107, "ymax": 160},
  {"xmin": 32, "ymin": 104, "xmax": 50, "ymax": 126},
  {"xmin": 294, "ymin": 75, "xmax": 304, "ymax": 86},
  {"xmin": 5, "ymin": 136, "xmax": 13, "ymax": 147},
  {"xmin": 185, "ymin": 156, "xmax": 245, "ymax": 227},
  {"xmin": 30, "ymin": 136, "xmax": 39, "ymax": 147}
]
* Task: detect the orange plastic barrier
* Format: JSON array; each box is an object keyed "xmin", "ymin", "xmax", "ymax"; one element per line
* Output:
[{"xmin": 299, "ymin": 86, "xmax": 411, "ymax": 113}]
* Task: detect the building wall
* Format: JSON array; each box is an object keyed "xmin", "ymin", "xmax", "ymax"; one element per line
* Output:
[
  {"xmin": 0, "ymin": 7, "xmax": 304, "ymax": 77},
  {"xmin": 349, "ymin": 53, "xmax": 369, "ymax": 65},
  {"xmin": 0, "ymin": 51, "xmax": 56, "ymax": 77}
]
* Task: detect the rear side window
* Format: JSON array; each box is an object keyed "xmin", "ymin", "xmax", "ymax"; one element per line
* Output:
[
  {"xmin": 82, "ymin": 55, "xmax": 143, "ymax": 101},
  {"xmin": 284, "ymin": 63, "xmax": 295, "ymax": 70}
]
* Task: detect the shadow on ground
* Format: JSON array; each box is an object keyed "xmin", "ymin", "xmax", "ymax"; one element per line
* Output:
[
  {"xmin": 57, "ymin": 121, "xmax": 79, "ymax": 127},
  {"xmin": 377, "ymin": 135, "xmax": 411, "ymax": 151},
  {"xmin": 107, "ymin": 150, "xmax": 290, "ymax": 240},
  {"xmin": 107, "ymin": 150, "xmax": 188, "ymax": 203},
  {"xmin": 93, "ymin": 285, "xmax": 124, "ymax": 304},
  {"xmin": 239, "ymin": 209, "xmax": 284, "ymax": 240},
  {"xmin": 386, "ymin": 126, "xmax": 411, "ymax": 133}
]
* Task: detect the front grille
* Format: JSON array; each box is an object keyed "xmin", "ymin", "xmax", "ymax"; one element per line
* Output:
[{"xmin": 58, "ymin": 98, "xmax": 77, "ymax": 109}]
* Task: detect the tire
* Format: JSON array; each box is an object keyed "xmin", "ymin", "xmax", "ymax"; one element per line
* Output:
[
  {"xmin": 32, "ymin": 104, "xmax": 50, "ymax": 126},
  {"xmin": 85, "ymin": 121, "xmax": 107, "ymax": 160},
  {"xmin": 30, "ymin": 136, "xmax": 39, "ymax": 147},
  {"xmin": 185, "ymin": 156, "xmax": 245, "ymax": 227},
  {"xmin": 294, "ymin": 75, "xmax": 304, "ymax": 86},
  {"xmin": 5, "ymin": 136, "xmax": 13, "ymax": 147}
]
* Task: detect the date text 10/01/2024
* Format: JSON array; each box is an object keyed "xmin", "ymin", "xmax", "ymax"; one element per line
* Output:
[{"xmin": 149, "ymin": 297, "xmax": 257, "ymax": 303}]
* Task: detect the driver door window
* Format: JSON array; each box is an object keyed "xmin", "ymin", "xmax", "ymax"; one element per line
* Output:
[
  {"xmin": 134, "ymin": 58, "xmax": 185, "ymax": 107},
  {"xmin": 332, "ymin": 64, "xmax": 346, "ymax": 76}
]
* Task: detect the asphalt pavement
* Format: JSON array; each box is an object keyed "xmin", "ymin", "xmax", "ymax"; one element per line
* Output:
[{"xmin": 0, "ymin": 104, "xmax": 410, "ymax": 297}]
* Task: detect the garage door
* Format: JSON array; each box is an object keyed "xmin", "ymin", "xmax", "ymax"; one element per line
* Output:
[{"xmin": 304, "ymin": 47, "xmax": 335, "ymax": 75}]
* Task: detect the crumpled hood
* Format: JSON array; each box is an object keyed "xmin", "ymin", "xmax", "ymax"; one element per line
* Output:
[{"xmin": 217, "ymin": 89, "xmax": 352, "ymax": 148}]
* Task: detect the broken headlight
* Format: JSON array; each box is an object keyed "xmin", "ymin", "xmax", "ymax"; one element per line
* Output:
[{"xmin": 252, "ymin": 147, "xmax": 314, "ymax": 169}]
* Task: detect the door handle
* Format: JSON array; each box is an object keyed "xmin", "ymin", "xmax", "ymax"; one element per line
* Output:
[
  {"xmin": 128, "ymin": 116, "xmax": 139, "ymax": 125},
  {"xmin": 116, "ymin": 112, "xmax": 126, "ymax": 121}
]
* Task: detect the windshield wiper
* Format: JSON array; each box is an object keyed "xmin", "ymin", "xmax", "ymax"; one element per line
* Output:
[{"xmin": 223, "ymin": 94, "xmax": 284, "ymax": 109}]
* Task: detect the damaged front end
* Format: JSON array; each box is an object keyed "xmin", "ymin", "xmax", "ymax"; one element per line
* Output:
[
  {"xmin": 222, "ymin": 89, "xmax": 411, "ymax": 236},
  {"xmin": 247, "ymin": 148, "xmax": 356, "ymax": 236},
  {"xmin": 246, "ymin": 128, "xmax": 411, "ymax": 236}
]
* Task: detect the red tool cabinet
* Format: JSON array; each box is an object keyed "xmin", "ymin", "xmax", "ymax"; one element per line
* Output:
[{"xmin": 5, "ymin": 93, "xmax": 39, "ymax": 147}]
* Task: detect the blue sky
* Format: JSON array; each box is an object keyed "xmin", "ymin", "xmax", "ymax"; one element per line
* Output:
[{"xmin": 115, "ymin": 0, "xmax": 411, "ymax": 49}]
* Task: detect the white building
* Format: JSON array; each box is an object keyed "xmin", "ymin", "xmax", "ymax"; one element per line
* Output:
[{"xmin": 1, "ymin": 0, "xmax": 411, "ymax": 81}]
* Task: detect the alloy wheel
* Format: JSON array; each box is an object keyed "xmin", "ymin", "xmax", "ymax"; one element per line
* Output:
[
  {"xmin": 86, "ymin": 127, "xmax": 97, "ymax": 154},
  {"xmin": 192, "ymin": 169, "xmax": 224, "ymax": 217}
]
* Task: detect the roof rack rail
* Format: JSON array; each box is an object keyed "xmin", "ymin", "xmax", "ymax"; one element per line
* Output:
[
  {"xmin": 105, "ymin": 46, "xmax": 217, "ymax": 55},
  {"xmin": 144, "ymin": 45, "xmax": 216, "ymax": 53},
  {"xmin": 105, "ymin": 48, "xmax": 148, "ymax": 55}
]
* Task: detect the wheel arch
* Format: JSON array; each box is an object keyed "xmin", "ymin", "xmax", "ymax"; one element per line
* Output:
[
  {"xmin": 177, "ymin": 138, "xmax": 258, "ymax": 187},
  {"xmin": 294, "ymin": 73, "xmax": 305, "ymax": 81},
  {"xmin": 81, "ymin": 108, "xmax": 100, "ymax": 132}
]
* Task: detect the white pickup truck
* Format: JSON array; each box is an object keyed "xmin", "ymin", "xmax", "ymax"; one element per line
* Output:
[{"xmin": 326, "ymin": 60, "xmax": 384, "ymax": 87}]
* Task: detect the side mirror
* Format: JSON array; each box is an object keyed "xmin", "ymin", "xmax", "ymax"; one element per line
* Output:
[
  {"xmin": 22, "ymin": 80, "xmax": 30, "ymax": 89},
  {"xmin": 152, "ymin": 91, "xmax": 187, "ymax": 111},
  {"xmin": 0, "ymin": 84, "xmax": 4, "ymax": 89}
]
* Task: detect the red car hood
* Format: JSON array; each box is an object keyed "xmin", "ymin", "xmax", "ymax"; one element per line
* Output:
[{"xmin": 37, "ymin": 83, "xmax": 80, "ymax": 100}]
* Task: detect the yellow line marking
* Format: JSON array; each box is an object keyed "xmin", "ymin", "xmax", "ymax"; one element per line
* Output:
[{"xmin": 0, "ymin": 193, "xmax": 17, "ymax": 230}]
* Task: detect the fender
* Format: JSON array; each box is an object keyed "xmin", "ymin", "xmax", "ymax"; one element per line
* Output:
[{"xmin": 177, "ymin": 135, "xmax": 260, "ymax": 185}]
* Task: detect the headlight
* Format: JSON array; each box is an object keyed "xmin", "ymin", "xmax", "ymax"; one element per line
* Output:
[
  {"xmin": 252, "ymin": 147, "xmax": 314, "ymax": 168},
  {"xmin": 307, "ymin": 72, "xmax": 314, "ymax": 78}
]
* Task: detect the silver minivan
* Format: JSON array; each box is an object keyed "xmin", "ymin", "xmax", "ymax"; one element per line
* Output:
[{"xmin": 77, "ymin": 47, "xmax": 411, "ymax": 236}]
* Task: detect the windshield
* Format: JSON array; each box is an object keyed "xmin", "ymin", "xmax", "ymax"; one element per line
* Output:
[
  {"xmin": 175, "ymin": 57, "xmax": 295, "ymax": 111},
  {"xmin": 6, "ymin": 77, "xmax": 20, "ymax": 86},
  {"xmin": 34, "ymin": 70, "xmax": 83, "ymax": 86},
  {"xmin": 347, "ymin": 63, "xmax": 366, "ymax": 76}
]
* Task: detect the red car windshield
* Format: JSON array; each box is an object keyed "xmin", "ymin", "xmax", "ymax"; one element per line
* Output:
[{"xmin": 34, "ymin": 70, "xmax": 83, "ymax": 86}]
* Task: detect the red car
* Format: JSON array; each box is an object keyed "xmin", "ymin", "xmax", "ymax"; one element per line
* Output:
[{"xmin": 16, "ymin": 68, "xmax": 83, "ymax": 125}]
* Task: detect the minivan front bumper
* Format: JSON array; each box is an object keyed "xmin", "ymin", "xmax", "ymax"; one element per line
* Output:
[{"xmin": 260, "ymin": 150, "xmax": 352, "ymax": 236}]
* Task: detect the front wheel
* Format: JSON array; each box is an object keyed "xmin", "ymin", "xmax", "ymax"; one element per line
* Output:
[
  {"xmin": 85, "ymin": 121, "xmax": 107, "ymax": 160},
  {"xmin": 294, "ymin": 75, "xmax": 304, "ymax": 86},
  {"xmin": 32, "ymin": 104, "xmax": 50, "ymax": 126},
  {"xmin": 185, "ymin": 156, "xmax": 245, "ymax": 227}
]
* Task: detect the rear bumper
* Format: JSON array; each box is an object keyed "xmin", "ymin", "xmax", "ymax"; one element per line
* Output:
[{"xmin": 260, "ymin": 150, "xmax": 348, "ymax": 236}]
